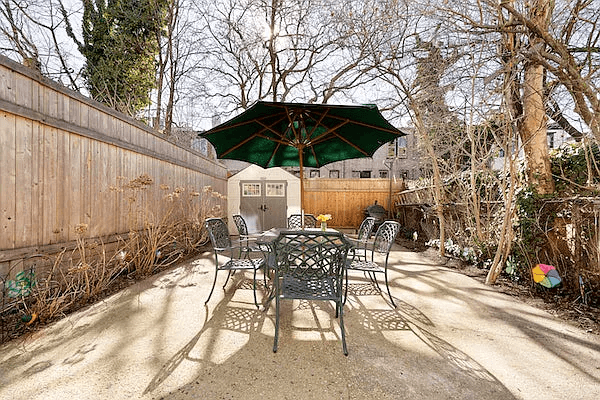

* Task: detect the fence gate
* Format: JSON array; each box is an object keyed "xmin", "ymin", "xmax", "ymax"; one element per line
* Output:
[{"xmin": 239, "ymin": 180, "xmax": 287, "ymax": 232}]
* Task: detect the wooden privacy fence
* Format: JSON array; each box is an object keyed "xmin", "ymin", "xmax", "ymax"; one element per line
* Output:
[
  {"xmin": 0, "ymin": 56, "xmax": 227, "ymax": 272},
  {"xmin": 303, "ymin": 178, "xmax": 405, "ymax": 228}
]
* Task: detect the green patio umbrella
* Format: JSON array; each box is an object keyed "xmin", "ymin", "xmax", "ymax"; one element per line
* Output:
[{"xmin": 199, "ymin": 101, "xmax": 405, "ymax": 208}]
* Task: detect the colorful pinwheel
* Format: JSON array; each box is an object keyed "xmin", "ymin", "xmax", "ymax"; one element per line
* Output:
[{"xmin": 532, "ymin": 264, "xmax": 561, "ymax": 288}]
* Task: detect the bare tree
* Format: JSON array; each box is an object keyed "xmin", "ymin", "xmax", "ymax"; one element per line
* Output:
[
  {"xmin": 498, "ymin": 0, "xmax": 600, "ymax": 141},
  {"xmin": 0, "ymin": 0, "xmax": 82, "ymax": 88},
  {"xmin": 187, "ymin": 0, "xmax": 420, "ymax": 122}
]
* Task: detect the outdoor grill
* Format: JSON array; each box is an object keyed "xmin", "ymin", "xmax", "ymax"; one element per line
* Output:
[{"xmin": 364, "ymin": 201, "xmax": 387, "ymax": 229}]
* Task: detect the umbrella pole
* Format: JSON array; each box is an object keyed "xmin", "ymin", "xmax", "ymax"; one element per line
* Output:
[{"xmin": 299, "ymin": 147, "xmax": 305, "ymax": 225}]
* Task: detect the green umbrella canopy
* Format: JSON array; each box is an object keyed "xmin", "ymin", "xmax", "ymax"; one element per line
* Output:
[{"xmin": 199, "ymin": 101, "xmax": 405, "ymax": 169}]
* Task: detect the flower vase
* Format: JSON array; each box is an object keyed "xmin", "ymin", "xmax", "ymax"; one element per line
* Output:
[{"xmin": 321, "ymin": 222, "xmax": 327, "ymax": 231}]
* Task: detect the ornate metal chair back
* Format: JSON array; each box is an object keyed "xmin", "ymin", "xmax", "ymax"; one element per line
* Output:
[
  {"xmin": 273, "ymin": 231, "xmax": 349, "ymax": 283},
  {"xmin": 357, "ymin": 217, "xmax": 377, "ymax": 242},
  {"xmin": 287, "ymin": 214, "xmax": 318, "ymax": 229},
  {"xmin": 232, "ymin": 214, "xmax": 249, "ymax": 237},
  {"xmin": 205, "ymin": 218, "xmax": 232, "ymax": 249},
  {"xmin": 372, "ymin": 221, "xmax": 401, "ymax": 254}
]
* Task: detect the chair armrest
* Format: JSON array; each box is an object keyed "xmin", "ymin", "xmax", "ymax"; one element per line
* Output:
[{"xmin": 346, "ymin": 237, "xmax": 374, "ymax": 248}]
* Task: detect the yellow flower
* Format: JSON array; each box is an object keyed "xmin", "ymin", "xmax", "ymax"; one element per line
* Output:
[{"xmin": 317, "ymin": 214, "xmax": 332, "ymax": 222}]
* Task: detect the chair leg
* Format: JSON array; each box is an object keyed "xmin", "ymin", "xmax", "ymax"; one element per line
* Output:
[
  {"xmin": 339, "ymin": 300, "xmax": 348, "ymax": 356},
  {"xmin": 262, "ymin": 262, "xmax": 270, "ymax": 291},
  {"xmin": 343, "ymin": 268, "xmax": 350, "ymax": 305},
  {"xmin": 253, "ymin": 267, "xmax": 259, "ymax": 309},
  {"xmin": 363, "ymin": 271, "xmax": 382, "ymax": 294},
  {"xmin": 205, "ymin": 267, "xmax": 219, "ymax": 304},
  {"xmin": 273, "ymin": 294, "xmax": 280, "ymax": 353},
  {"xmin": 384, "ymin": 269, "xmax": 396, "ymax": 308},
  {"xmin": 222, "ymin": 270, "xmax": 234, "ymax": 289}
]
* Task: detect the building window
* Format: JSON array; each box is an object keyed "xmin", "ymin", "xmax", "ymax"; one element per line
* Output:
[
  {"xmin": 242, "ymin": 183, "xmax": 261, "ymax": 197},
  {"xmin": 547, "ymin": 132, "xmax": 555, "ymax": 149},
  {"xmin": 310, "ymin": 169, "xmax": 320, "ymax": 178},
  {"xmin": 387, "ymin": 137, "xmax": 408, "ymax": 159},
  {"xmin": 397, "ymin": 136, "xmax": 407, "ymax": 158},
  {"xmin": 379, "ymin": 170, "xmax": 388, "ymax": 178},
  {"xmin": 387, "ymin": 141, "xmax": 396, "ymax": 158},
  {"xmin": 352, "ymin": 170, "xmax": 361, "ymax": 178},
  {"xmin": 266, "ymin": 183, "xmax": 285, "ymax": 197},
  {"xmin": 192, "ymin": 137, "xmax": 209, "ymax": 156},
  {"xmin": 360, "ymin": 170, "xmax": 371, "ymax": 178},
  {"xmin": 329, "ymin": 170, "xmax": 340, "ymax": 178}
]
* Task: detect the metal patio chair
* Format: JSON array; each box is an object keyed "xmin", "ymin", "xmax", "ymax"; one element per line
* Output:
[
  {"xmin": 270, "ymin": 230, "xmax": 351, "ymax": 355},
  {"xmin": 287, "ymin": 214, "xmax": 318, "ymax": 229},
  {"xmin": 345, "ymin": 220, "xmax": 401, "ymax": 307},
  {"xmin": 205, "ymin": 218, "xmax": 265, "ymax": 308},
  {"xmin": 346, "ymin": 216, "xmax": 377, "ymax": 262},
  {"xmin": 232, "ymin": 214, "xmax": 264, "ymax": 254}
]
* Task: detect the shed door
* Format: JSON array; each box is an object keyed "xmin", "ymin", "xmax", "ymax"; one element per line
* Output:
[{"xmin": 240, "ymin": 181, "xmax": 287, "ymax": 232}]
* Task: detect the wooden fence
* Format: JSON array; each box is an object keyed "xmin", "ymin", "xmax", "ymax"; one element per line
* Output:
[
  {"xmin": 303, "ymin": 178, "xmax": 405, "ymax": 228},
  {"xmin": 0, "ymin": 56, "xmax": 227, "ymax": 272}
]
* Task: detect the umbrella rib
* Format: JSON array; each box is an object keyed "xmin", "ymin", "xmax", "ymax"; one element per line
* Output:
[
  {"xmin": 218, "ymin": 117, "xmax": 292, "ymax": 158},
  {"xmin": 206, "ymin": 112, "xmax": 287, "ymax": 134},
  {"xmin": 265, "ymin": 142, "xmax": 283, "ymax": 167},
  {"xmin": 332, "ymin": 131, "xmax": 371, "ymax": 156},
  {"xmin": 255, "ymin": 120, "xmax": 294, "ymax": 144},
  {"xmin": 336, "ymin": 118, "xmax": 402, "ymax": 135},
  {"xmin": 305, "ymin": 108, "xmax": 329, "ymax": 142},
  {"xmin": 316, "ymin": 112, "xmax": 403, "ymax": 135},
  {"xmin": 284, "ymin": 105, "xmax": 301, "ymax": 145},
  {"xmin": 219, "ymin": 133, "xmax": 261, "ymax": 157},
  {"xmin": 308, "ymin": 120, "xmax": 371, "ymax": 157}
]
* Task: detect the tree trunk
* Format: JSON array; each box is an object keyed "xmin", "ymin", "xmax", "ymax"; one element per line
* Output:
[
  {"xmin": 521, "ymin": 60, "xmax": 554, "ymax": 194},
  {"xmin": 412, "ymin": 113, "xmax": 446, "ymax": 257},
  {"xmin": 486, "ymin": 147, "xmax": 517, "ymax": 284},
  {"xmin": 486, "ymin": 0, "xmax": 519, "ymax": 284},
  {"xmin": 519, "ymin": 0, "xmax": 555, "ymax": 194},
  {"xmin": 268, "ymin": 0, "xmax": 278, "ymax": 101},
  {"xmin": 469, "ymin": 126, "xmax": 482, "ymax": 241}
]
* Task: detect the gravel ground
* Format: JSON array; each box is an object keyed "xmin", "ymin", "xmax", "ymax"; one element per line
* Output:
[{"xmin": 1, "ymin": 245, "xmax": 599, "ymax": 400}]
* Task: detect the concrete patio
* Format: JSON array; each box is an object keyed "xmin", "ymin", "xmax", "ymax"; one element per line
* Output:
[{"xmin": 1, "ymin": 245, "xmax": 599, "ymax": 400}]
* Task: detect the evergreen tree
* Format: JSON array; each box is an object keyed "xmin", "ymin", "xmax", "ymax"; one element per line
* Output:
[{"xmin": 64, "ymin": 0, "xmax": 167, "ymax": 115}]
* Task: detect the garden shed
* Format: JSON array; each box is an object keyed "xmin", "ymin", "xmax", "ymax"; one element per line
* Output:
[{"xmin": 227, "ymin": 164, "xmax": 300, "ymax": 233}]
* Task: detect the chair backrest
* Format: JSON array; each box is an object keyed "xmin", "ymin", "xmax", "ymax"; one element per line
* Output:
[
  {"xmin": 287, "ymin": 214, "xmax": 318, "ymax": 229},
  {"xmin": 357, "ymin": 217, "xmax": 377, "ymax": 242},
  {"xmin": 372, "ymin": 221, "xmax": 401, "ymax": 254},
  {"xmin": 273, "ymin": 231, "xmax": 350, "ymax": 283},
  {"xmin": 205, "ymin": 218, "xmax": 232, "ymax": 249},
  {"xmin": 232, "ymin": 214, "xmax": 249, "ymax": 236}
]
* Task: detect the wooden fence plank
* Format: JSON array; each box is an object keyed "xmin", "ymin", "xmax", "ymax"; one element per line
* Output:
[
  {"xmin": 89, "ymin": 139, "xmax": 101, "ymax": 238},
  {"xmin": 0, "ymin": 66, "xmax": 15, "ymax": 103},
  {"xmin": 56, "ymin": 126, "xmax": 69, "ymax": 243},
  {"xmin": 14, "ymin": 72, "xmax": 31, "ymax": 109},
  {"xmin": 80, "ymin": 102, "xmax": 89, "ymax": 129},
  {"xmin": 69, "ymin": 96, "xmax": 80, "ymax": 125},
  {"xmin": 0, "ymin": 112, "xmax": 16, "ymax": 248},
  {"xmin": 14, "ymin": 117, "xmax": 32, "ymax": 247},
  {"xmin": 69, "ymin": 134, "xmax": 82, "ymax": 242},
  {"xmin": 41, "ymin": 125, "xmax": 57, "ymax": 245},
  {"xmin": 46, "ymin": 87, "xmax": 59, "ymax": 120},
  {"xmin": 31, "ymin": 121, "xmax": 42, "ymax": 246},
  {"xmin": 81, "ymin": 136, "xmax": 92, "ymax": 230}
]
